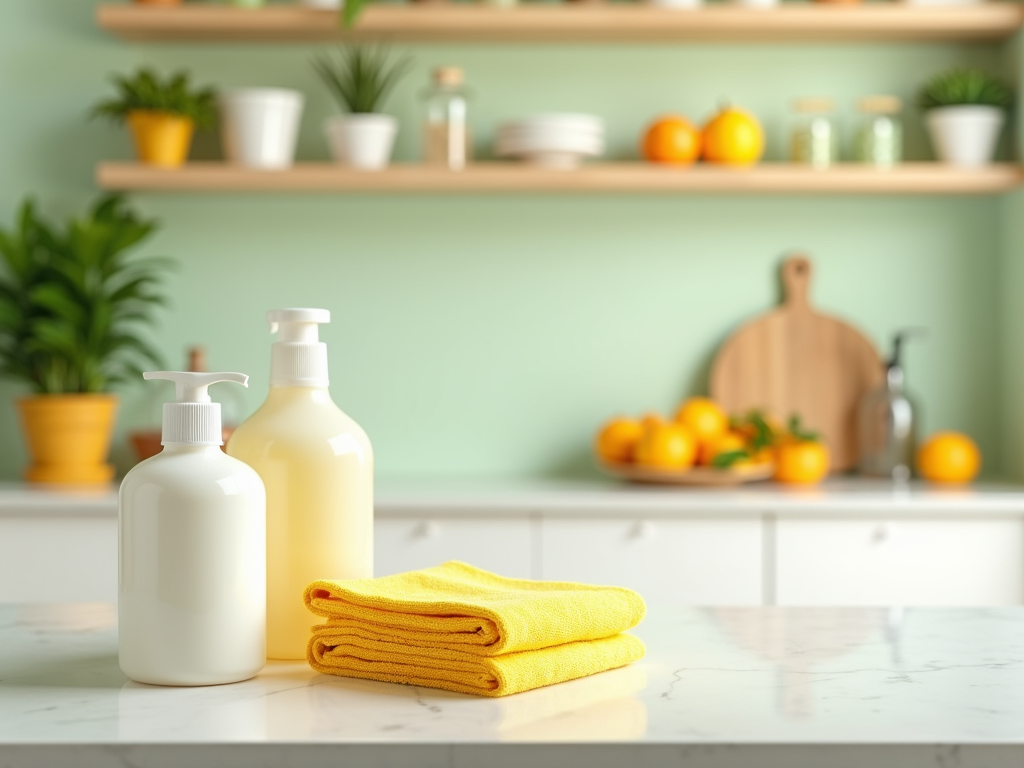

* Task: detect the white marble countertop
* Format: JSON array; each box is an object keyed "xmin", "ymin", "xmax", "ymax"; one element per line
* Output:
[
  {"xmin": 3, "ymin": 478, "xmax": 1024, "ymax": 520},
  {"xmin": 3, "ymin": 604, "xmax": 1024, "ymax": 767}
]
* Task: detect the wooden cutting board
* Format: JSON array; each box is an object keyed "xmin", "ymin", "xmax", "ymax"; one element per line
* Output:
[{"xmin": 709, "ymin": 255, "xmax": 882, "ymax": 471}]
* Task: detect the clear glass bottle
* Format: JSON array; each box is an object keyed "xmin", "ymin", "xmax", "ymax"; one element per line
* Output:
[
  {"xmin": 855, "ymin": 95, "xmax": 903, "ymax": 168},
  {"xmin": 422, "ymin": 66, "xmax": 471, "ymax": 170},
  {"xmin": 790, "ymin": 98, "xmax": 838, "ymax": 169}
]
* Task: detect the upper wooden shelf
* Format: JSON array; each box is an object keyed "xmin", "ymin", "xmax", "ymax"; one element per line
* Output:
[
  {"xmin": 95, "ymin": 162, "xmax": 1024, "ymax": 195},
  {"xmin": 95, "ymin": 3, "xmax": 1024, "ymax": 43}
]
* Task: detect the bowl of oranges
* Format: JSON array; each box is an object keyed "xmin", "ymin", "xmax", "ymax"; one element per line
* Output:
[{"xmin": 595, "ymin": 398, "xmax": 830, "ymax": 486}]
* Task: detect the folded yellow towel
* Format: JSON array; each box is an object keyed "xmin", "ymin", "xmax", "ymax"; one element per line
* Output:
[
  {"xmin": 308, "ymin": 625, "xmax": 646, "ymax": 697},
  {"xmin": 303, "ymin": 561, "xmax": 647, "ymax": 696},
  {"xmin": 304, "ymin": 561, "xmax": 647, "ymax": 656}
]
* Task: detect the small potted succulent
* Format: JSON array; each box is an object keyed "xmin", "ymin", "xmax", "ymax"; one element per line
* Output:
[
  {"xmin": 93, "ymin": 68, "xmax": 217, "ymax": 169},
  {"xmin": 0, "ymin": 196, "xmax": 170, "ymax": 484},
  {"xmin": 314, "ymin": 46, "xmax": 412, "ymax": 171},
  {"xmin": 919, "ymin": 68, "xmax": 1013, "ymax": 167}
]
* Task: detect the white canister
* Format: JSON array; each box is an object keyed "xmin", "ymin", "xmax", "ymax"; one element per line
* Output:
[
  {"xmin": 324, "ymin": 114, "xmax": 399, "ymax": 171},
  {"xmin": 925, "ymin": 105, "xmax": 1004, "ymax": 168},
  {"xmin": 220, "ymin": 89, "xmax": 304, "ymax": 170}
]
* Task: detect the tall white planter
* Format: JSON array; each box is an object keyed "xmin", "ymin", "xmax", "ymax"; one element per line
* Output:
[
  {"xmin": 220, "ymin": 89, "xmax": 304, "ymax": 170},
  {"xmin": 324, "ymin": 114, "xmax": 398, "ymax": 171},
  {"xmin": 925, "ymin": 105, "xmax": 1004, "ymax": 168}
]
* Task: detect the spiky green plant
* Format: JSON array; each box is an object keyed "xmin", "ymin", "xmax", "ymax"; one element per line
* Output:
[
  {"xmin": 919, "ymin": 68, "xmax": 1014, "ymax": 111},
  {"xmin": 313, "ymin": 46, "xmax": 412, "ymax": 114},
  {"xmin": 0, "ymin": 196, "xmax": 172, "ymax": 394},
  {"xmin": 92, "ymin": 68, "xmax": 217, "ymax": 128}
]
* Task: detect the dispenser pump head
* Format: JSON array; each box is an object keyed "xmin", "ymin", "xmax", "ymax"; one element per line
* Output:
[
  {"xmin": 143, "ymin": 371, "xmax": 249, "ymax": 446},
  {"xmin": 267, "ymin": 308, "xmax": 330, "ymax": 388}
]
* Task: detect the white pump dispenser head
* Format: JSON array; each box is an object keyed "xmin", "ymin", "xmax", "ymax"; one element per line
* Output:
[
  {"xmin": 267, "ymin": 308, "xmax": 330, "ymax": 388},
  {"xmin": 143, "ymin": 371, "xmax": 249, "ymax": 446}
]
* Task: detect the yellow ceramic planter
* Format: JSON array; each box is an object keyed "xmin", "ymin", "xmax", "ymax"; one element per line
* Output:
[
  {"xmin": 18, "ymin": 395, "xmax": 119, "ymax": 485},
  {"xmin": 128, "ymin": 110, "xmax": 194, "ymax": 168}
]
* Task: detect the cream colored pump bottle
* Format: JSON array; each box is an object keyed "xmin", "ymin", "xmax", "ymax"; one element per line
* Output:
[
  {"xmin": 119, "ymin": 371, "xmax": 266, "ymax": 686},
  {"xmin": 227, "ymin": 308, "xmax": 374, "ymax": 660}
]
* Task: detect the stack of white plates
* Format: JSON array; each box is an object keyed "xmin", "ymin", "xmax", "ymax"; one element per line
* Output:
[{"xmin": 495, "ymin": 114, "xmax": 605, "ymax": 169}]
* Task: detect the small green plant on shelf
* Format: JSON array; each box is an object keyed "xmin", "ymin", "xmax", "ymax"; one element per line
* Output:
[
  {"xmin": 92, "ymin": 68, "xmax": 217, "ymax": 168},
  {"xmin": 92, "ymin": 68, "xmax": 217, "ymax": 127},
  {"xmin": 313, "ymin": 46, "xmax": 413, "ymax": 114},
  {"xmin": 0, "ymin": 195, "xmax": 171, "ymax": 394},
  {"xmin": 918, "ymin": 68, "xmax": 1014, "ymax": 111}
]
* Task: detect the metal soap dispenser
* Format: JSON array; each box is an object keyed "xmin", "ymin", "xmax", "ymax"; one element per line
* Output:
[{"xmin": 857, "ymin": 331, "xmax": 921, "ymax": 481}]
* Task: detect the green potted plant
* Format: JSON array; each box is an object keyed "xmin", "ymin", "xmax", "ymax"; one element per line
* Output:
[
  {"xmin": 93, "ymin": 68, "xmax": 217, "ymax": 169},
  {"xmin": 919, "ymin": 68, "xmax": 1013, "ymax": 167},
  {"xmin": 0, "ymin": 196, "xmax": 170, "ymax": 484},
  {"xmin": 314, "ymin": 46, "xmax": 412, "ymax": 171}
]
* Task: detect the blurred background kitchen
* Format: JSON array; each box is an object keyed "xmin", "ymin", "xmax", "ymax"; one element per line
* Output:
[{"xmin": 3, "ymin": 0, "xmax": 1024, "ymax": 609}]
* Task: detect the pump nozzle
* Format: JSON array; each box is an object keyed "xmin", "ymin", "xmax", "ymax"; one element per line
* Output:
[
  {"xmin": 267, "ymin": 308, "xmax": 330, "ymax": 342},
  {"xmin": 266, "ymin": 308, "xmax": 331, "ymax": 388},
  {"xmin": 143, "ymin": 371, "xmax": 249, "ymax": 446},
  {"xmin": 888, "ymin": 328, "xmax": 927, "ymax": 369},
  {"xmin": 144, "ymin": 371, "xmax": 249, "ymax": 403}
]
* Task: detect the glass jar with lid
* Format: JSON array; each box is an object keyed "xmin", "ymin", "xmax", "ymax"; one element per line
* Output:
[
  {"xmin": 422, "ymin": 66, "xmax": 471, "ymax": 170},
  {"xmin": 790, "ymin": 98, "xmax": 838, "ymax": 169},
  {"xmin": 855, "ymin": 95, "xmax": 903, "ymax": 168}
]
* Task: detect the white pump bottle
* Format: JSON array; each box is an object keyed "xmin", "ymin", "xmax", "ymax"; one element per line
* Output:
[
  {"xmin": 227, "ymin": 308, "xmax": 374, "ymax": 660},
  {"xmin": 119, "ymin": 371, "xmax": 267, "ymax": 686}
]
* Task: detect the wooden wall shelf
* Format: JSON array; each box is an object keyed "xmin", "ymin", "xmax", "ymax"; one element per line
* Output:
[
  {"xmin": 95, "ymin": 3, "xmax": 1024, "ymax": 43},
  {"xmin": 95, "ymin": 162, "xmax": 1024, "ymax": 195}
]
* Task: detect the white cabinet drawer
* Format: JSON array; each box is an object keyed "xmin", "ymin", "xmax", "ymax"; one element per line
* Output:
[
  {"xmin": 776, "ymin": 518, "xmax": 1024, "ymax": 606},
  {"xmin": 374, "ymin": 516, "xmax": 534, "ymax": 579},
  {"xmin": 539, "ymin": 518, "xmax": 762, "ymax": 605},
  {"xmin": 0, "ymin": 517, "xmax": 117, "ymax": 603}
]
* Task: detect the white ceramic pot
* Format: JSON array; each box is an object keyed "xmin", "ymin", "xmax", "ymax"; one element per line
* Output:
[
  {"xmin": 324, "ymin": 114, "xmax": 399, "ymax": 171},
  {"xmin": 733, "ymin": 0, "xmax": 778, "ymax": 7},
  {"xmin": 925, "ymin": 105, "xmax": 1004, "ymax": 168},
  {"xmin": 300, "ymin": 0, "xmax": 343, "ymax": 7},
  {"xmin": 220, "ymin": 89, "xmax": 304, "ymax": 170}
]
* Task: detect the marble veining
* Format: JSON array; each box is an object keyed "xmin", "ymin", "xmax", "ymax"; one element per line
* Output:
[{"xmin": 3, "ymin": 604, "xmax": 1024, "ymax": 747}]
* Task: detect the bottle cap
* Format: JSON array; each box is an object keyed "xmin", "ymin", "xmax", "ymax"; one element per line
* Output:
[
  {"xmin": 792, "ymin": 97, "xmax": 835, "ymax": 114},
  {"xmin": 858, "ymin": 95, "xmax": 902, "ymax": 115},
  {"xmin": 267, "ymin": 308, "xmax": 330, "ymax": 388},
  {"xmin": 434, "ymin": 67, "xmax": 464, "ymax": 87},
  {"xmin": 143, "ymin": 371, "xmax": 249, "ymax": 446}
]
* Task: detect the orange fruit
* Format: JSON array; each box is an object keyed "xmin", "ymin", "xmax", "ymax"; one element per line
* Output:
[
  {"xmin": 676, "ymin": 397, "xmax": 728, "ymax": 444},
  {"xmin": 634, "ymin": 422, "xmax": 697, "ymax": 470},
  {"xmin": 642, "ymin": 116, "xmax": 702, "ymax": 165},
  {"xmin": 595, "ymin": 417, "xmax": 644, "ymax": 464},
  {"xmin": 917, "ymin": 431, "xmax": 981, "ymax": 484},
  {"xmin": 775, "ymin": 440, "xmax": 829, "ymax": 484},
  {"xmin": 641, "ymin": 412, "xmax": 667, "ymax": 430},
  {"xmin": 698, "ymin": 430, "xmax": 748, "ymax": 466},
  {"xmin": 701, "ymin": 106, "xmax": 765, "ymax": 166}
]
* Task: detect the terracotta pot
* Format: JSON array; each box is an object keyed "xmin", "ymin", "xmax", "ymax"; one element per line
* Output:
[
  {"xmin": 127, "ymin": 110, "xmax": 194, "ymax": 168},
  {"xmin": 18, "ymin": 395, "xmax": 119, "ymax": 485},
  {"xmin": 132, "ymin": 0, "xmax": 184, "ymax": 6}
]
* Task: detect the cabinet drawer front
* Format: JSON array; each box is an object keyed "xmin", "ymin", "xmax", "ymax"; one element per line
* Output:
[
  {"xmin": 375, "ymin": 517, "xmax": 534, "ymax": 579},
  {"xmin": 540, "ymin": 518, "xmax": 762, "ymax": 605},
  {"xmin": 0, "ymin": 517, "xmax": 117, "ymax": 603},
  {"xmin": 776, "ymin": 518, "xmax": 1024, "ymax": 606}
]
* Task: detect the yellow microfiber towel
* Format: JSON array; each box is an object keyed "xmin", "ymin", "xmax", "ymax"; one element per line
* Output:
[
  {"xmin": 308, "ymin": 625, "xmax": 646, "ymax": 697},
  {"xmin": 303, "ymin": 561, "xmax": 647, "ymax": 697},
  {"xmin": 304, "ymin": 561, "xmax": 647, "ymax": 656}
]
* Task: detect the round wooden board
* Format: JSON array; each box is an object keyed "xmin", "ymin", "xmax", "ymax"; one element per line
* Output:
[
  {"xmin": 599, "ymin": 459, "xmax": 775, "ymax": 486},
  {"xmin": 709, "ymin": 255, "xmax": 882, "ymax": 472}
]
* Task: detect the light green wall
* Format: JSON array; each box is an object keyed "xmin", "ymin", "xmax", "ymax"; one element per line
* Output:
[{"xmin": 0, "ymin": 0, "xmax": 1013, "ymax": 480}]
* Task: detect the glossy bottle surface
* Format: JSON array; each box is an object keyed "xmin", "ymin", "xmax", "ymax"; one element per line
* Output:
[
  {"xmin": 118, "ymin": 445, "xmax": 267, "ymax": 686},
  {"xmin": 857, "ymin": 366, "xmax": 916, "ymax": 480},
  {"xmin": 227, "ymin": 387, "xmax": 373, "ymax": 660}
]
